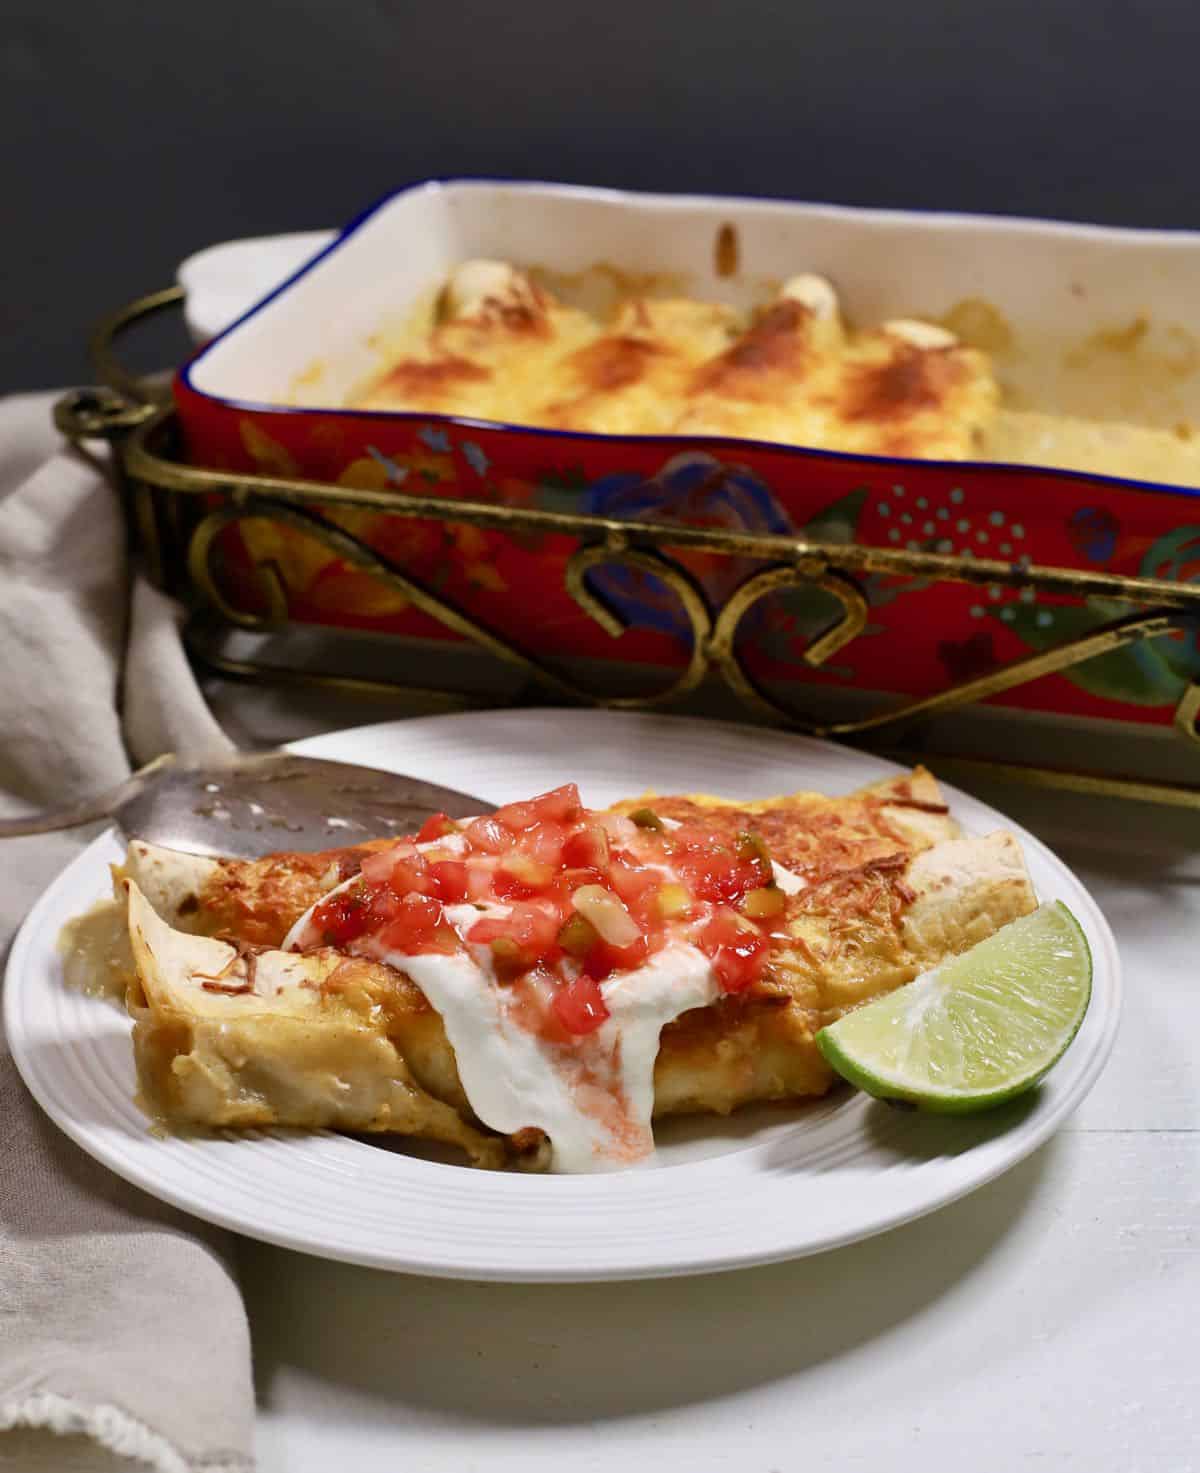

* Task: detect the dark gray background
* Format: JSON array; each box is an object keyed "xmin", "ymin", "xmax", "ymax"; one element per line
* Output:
[{"xmin": 6, "ymin": 0, "xmax": 1200, "ymax": 393}]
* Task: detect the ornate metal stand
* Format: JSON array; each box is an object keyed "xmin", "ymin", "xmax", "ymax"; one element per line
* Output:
[{"xmin": 55, "ymin": 286, "xmax": 1200, "ymax": 809}]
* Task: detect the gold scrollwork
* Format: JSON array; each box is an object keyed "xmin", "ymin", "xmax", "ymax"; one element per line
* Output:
[
  {"xmin": 708, "ymin": 563, "xmax": 870, "ymax": 729},
  {"xmin": 564, "ymin": 540, "xmax": 713, "ymax": 708},
  {"xmin": 186, "ymin": 506, "xmax": 290, "ymax": 628},
  {"xmin": 172, "ymin": 468, "xmax": 1200, "ymax": 805},
  {"xmin": 87, "ymin": 286, "xmax": 184, "ymax": 407},
  {"xmin": 54, "ymin": 387, "xmax": 159, "ymax": 442},
  {"xmin": 189, "ymin": 499, "xmax": 594, "ymax": 705},
  {"xmin": 1175, "ymin": 681, "xmax": 1200, "ymax": 745},
  {"xmin": 826, "ymin": 609, "xmax": 1190, "ymax": 739}
]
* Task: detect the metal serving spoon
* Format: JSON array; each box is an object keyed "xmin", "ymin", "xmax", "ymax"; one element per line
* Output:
[{"xmin": 0, "ymin": 750, "xmax": 485, "ymax": 859}]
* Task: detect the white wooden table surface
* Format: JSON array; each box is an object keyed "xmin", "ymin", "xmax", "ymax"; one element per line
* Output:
[{"xmin": 229, "ymin": 766, "xmax": 1199, "ymax": 1473}]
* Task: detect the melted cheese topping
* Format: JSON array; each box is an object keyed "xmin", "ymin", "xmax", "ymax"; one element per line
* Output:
[
  {"xmin": 355, "ymin": 260, "xmax": 597, "ymax": 424},
  {"xmin": 981, "ymin": 407, "xmax": 1200, "ymax": 484},
  {"xmin": 347, "ymin": 262, "xmax": 996, "ymax": 460},
  {"xmin": 339, "ymin": 259, "xmax": 1200, "ymax": 484}
]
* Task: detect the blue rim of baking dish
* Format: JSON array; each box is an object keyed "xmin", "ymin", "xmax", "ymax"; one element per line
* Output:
[{"xmin": 178, "ymin": 177, "xmax": 1200, "ymax": 505}]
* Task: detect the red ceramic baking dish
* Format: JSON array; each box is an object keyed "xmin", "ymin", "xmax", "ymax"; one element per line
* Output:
[{"xmin": 174, "ymin": 180, "xmax": 1200, "ymax": 731}]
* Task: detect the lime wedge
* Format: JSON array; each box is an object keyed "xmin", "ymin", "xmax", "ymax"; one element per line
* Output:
[{"xmin": 815, "ymin": 902, "xmax": 1092, "ymax": 1112}]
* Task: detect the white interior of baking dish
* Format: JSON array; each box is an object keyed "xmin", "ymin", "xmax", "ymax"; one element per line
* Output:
[{"xmin": 183, "ymin": 179, "xmax": 1200, "ymax": 430}]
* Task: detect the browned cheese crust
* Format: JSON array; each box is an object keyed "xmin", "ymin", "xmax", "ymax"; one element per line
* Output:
[{"xmin": 350, "ymin": 264, "xmax": 998, "ymax": 458}]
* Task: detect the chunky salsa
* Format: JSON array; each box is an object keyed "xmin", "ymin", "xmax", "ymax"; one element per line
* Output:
[{"xmin": 307, "ymin": 784, "xmax": 785, "ymax": 1037}]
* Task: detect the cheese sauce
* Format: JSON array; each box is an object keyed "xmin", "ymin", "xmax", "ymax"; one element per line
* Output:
[{"xmin": 343, "ymin": 262, "xmax": 1200, "ymax": 486}]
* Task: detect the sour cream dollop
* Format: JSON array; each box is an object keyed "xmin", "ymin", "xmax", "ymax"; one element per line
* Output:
[{"xmin": 284, "ymin": 787, "xmax": 798, "ymax": 1171}]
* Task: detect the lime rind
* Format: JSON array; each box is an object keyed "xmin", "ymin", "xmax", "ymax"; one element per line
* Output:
[{"xmin": 815, "ymin": 902, "xmax": 1093, "ymax": 1113}]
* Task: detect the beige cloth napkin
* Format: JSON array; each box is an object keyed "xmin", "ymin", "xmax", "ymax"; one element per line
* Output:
[{"xmin": 0, "ymin": 395, "xmax": 255, "ymax": 1472}]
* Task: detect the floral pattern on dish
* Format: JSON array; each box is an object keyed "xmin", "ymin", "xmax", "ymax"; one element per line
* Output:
[{"xmin": 576, "ymin": 453, "xmax": 795, "ymax": 639}]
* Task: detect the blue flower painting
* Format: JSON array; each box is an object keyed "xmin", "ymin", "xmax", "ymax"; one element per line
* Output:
[{"xmin": 579, "ymin": 453, "xmax": 795, "ymax": 638}]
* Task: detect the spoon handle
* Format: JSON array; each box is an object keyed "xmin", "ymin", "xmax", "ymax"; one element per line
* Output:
[{"xmin": 0, "ymin": 756, "xmax": 174, "ymax": 840}]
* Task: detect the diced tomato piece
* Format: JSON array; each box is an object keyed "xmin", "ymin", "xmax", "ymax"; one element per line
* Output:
[
  {"xmin": 607, "ymin": 852, "xmax": 664, "ymax": 928},
  {"xmin": 383, "ymin": 851, "xmax": 434, "ymax": 897},
  {"xmin": 698, "ymin": 910, "xmax": 769, "ymax": 992},
  {"xmin": 530, "ymin": 783, "xmax": 582, "ymax": 824},
  {"xmin": 311, "ymin": 883, "xmax": 371, "ymax": 947},
  {"xmin": 518, "ymin": 819, "xmax": 568, "ymax": 869},
  {"xmin": 465, "ymin": 915, "xmax": 509, "ymax": 946},
  {"xmin": 710, "ymin": 935, "xmax": 765, "ymax": 992},
  {"xmin": 427, "ymin": 859, "xmax": 468, "ymax": 903},
  {"xmin": 699, "ymin": 908, "xmax": 754, "ymax": 951},
  {"xmin": 512, "ymin": 901, "xmax": 563, "ymax": 958},
  {"xmin": 721, "ymin": 861, "xmax": 765, "ymax": 906},
  {"xmin": 669, "ymin": 826, "xmax": 732, "ymax": 902},
  {"xmin": 551, "ymin": 974, "xmax": 611, "ymax": 1037},
  {"xmin": 669, "ymin": 822, "xmax": 725, "ymax": 854},
  {"xmin": 497, "ymin": 783, "xmax": 582, "ymax": 832},
  {"xmin": 561, "ymin": 822, "xmax": 609, "ymax": 871},
  {"xmin": 465, "ymin": 815, "xmax": 510, "ymax": 854},
  {"xmin": 312, "ymin": 874, "xmax": 435, "ymax": 949},
  {"xmin": 668, "ymin": 828, "xmax": 772, "ymax": 906},
  {"xmin": 630, "ymin": 890, "xmax": 667, "ymax": 932},
  {"xmin": 507, "ymin": 966, "xmax": 570, "ymax": 1043},
  {"xmin": 607, "ymin": 851, "xmax": 655, "ymax": 902},
  {"xmin": 466, "ymin": 859, "xmax": 495, "ymax": 901},
  {"xmin": 359, "ymin": 842, "xmax": 415, "ymax": 886},
  {"xmin": 362, "ymin": 883, "xmax": 402, "ymax": 931},
  {"xmin": 553, "ymin": 865, "xmax": 606, "ymax": 897},
  {"xmin": 586, "ymin": 933, "xmax": 651, "ymax": 979},
  {"xmin": 358, "ymin": 852, "xmax": 391, "ymax": 887},
  {"xmin": 378, "ymin": 893, "xmax": 454, "ymax": 955},
  {"xmin": 415, "ymin": 812, "xmax": 458, "ymax": 844},
  {"xmin": 493, "ymin": 797, "xmax": 538, "ymax": 833},
  {"xmin": 672, "ymin": 846, "xmax": 761, "ymax": 906},
  {"xmin": 492, "ymin": 852, "xmax": 556, "ymax": 900},
  {"xmin": 467, "ymin": 900, "xmax": 562, "ymax": 968},
  {"xmin": 492, "ymin": 868, "xmax": 535, "ymax": 901}
]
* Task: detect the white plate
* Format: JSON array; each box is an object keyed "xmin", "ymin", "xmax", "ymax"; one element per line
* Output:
[{"xmin": 5, "ymin": 711, "xmax": 1120, "ymax": 1282}]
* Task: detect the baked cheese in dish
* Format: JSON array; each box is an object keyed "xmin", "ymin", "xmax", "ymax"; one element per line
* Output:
[
  {"xmin": 351, "ymin": 261, "xmax": 998, "ymax": 459},
  {"xmin": 341, "ymin": 258, "xmax": 1200, "ymax": 483},
  {"xmin": 62, "ymin": 767, "xmax": 1037, "ymax": 1173}
]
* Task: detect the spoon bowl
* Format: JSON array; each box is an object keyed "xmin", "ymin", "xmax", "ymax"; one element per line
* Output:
[{"xmin": 0, "ymin": 750, "xmax": 485, "ymax": 859}]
